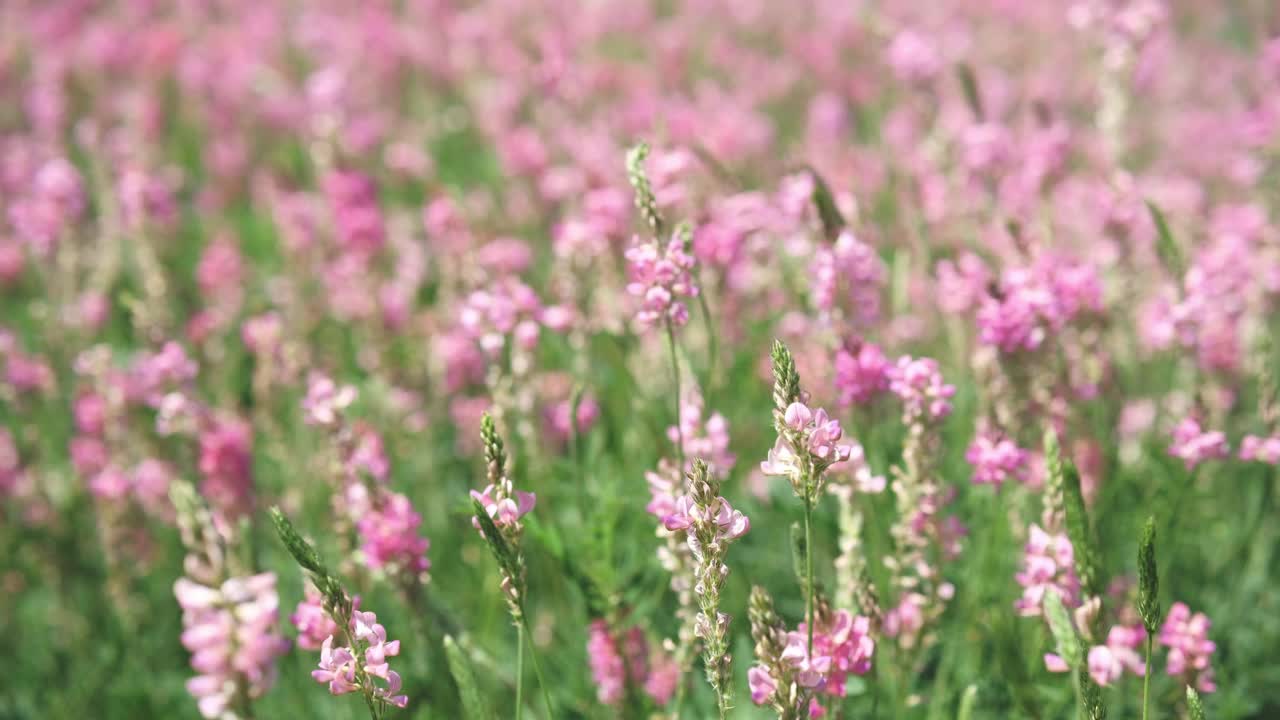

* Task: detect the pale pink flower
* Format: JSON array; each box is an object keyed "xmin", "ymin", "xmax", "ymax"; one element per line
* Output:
[{"xmin": 1167, "ymin": 418, "xmax": 1230, "ymax": 470}]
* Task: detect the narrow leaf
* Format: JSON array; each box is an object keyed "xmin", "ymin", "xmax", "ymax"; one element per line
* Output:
[{"xmin": 445, "ymin": 635, "xmax": 497, "ymax": 720}]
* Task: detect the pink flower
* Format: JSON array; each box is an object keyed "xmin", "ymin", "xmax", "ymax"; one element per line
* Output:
[
  {"xmin": 292, "ymin": 590, "xmax": 342, "ymax": 652},
  {"xmin": 625, "ymin": 235, "xmax": 699, "ymax": 331},
  {"xmin": 779, "ymin": 610, "xmax": 875, "ymax": 698},
  {"xmin": 586, "ymin": 620, "xmax": 627, "ymax": 704},
  {"xmin": 176, "ymin": 573, "xmax": 288, "ymax": 718},
  {"xmin": 809, "ymin": 230, "xmax": 885, "ymax": 327},
  {"xmin": 356, "ymin": 492, "xmax": 431, "ymax": 576},
  {"xmin": 302, "ymin": 374, "xmax": 357, "ymax": 427},
  {"xmin": 887, "ymin": 356, "xmax": 955, "ymax": 422},
  {"xmin": 1239, "ymin": 434, "xmax": 1280, "ymax": 464},
  {"xmin": 668, "ymin": 391, "xmax": 735, "ymax": 476},
  {"xmin": 834, "ymin": 342, "xmax": 890, "ymax": 407},
  {"xmin": 1014, "ymin": 525, "xmax": 1079, "ymax": 617},
  {"xmin": 748, "ymin": 665, "xmax": 777, "ymax": 704},
  {"xmin": 197, "ymin": 416, "xmax": 254, "ymax": 520},
  {"xmin": 586, "ymin": 620, "xmax": 678, "ymax": 707},
  {"xmin": 312, "ymin": 609, "xmax": 408, "ymax": 707},
  {"xmin": 1168, "ymin": 418, "xmax": 1230, "ymax": 470},
  {"xmin": 470, "ymin": 484, "xmax": 536, "ymax": 528},
  {"xmin": 966, "ymin": 431, "xmax": 1031, "ymax": 487},
  {"xmin": 662, "ymin": 495, "xmax": 750, "ymax": 544},
  {"xmin": 761, "ymin": 402, "xmax": 854, "ymax": 489},
  {"xmin": 1159, "ymin": 602, "xmax": 1217, "ymax": 693}
]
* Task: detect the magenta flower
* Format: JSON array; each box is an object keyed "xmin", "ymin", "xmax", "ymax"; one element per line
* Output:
[
  {"xmin": 966, "ymin": 431, "xmax": 1031, "ymax": 487},
  {"xmin": 1014, "ymin": 525, "xmax": 1080, "ymax": 617},
  {"xmin": 1160, "ymin": 602, "xmax": 1217, "ymax": 693},
  {"xmin": 779, "ymin": 610, "xmax": 875, "ymax": 698},
  {"xmin": 356, "ymin": 492, "xmax": 431, "ymax": 576},
  {"xmin": 833, "ymin": 342, "xmax": 890, "ymax": 407},
  {"xmin": 197, "ymin": 416, "xmax": 254, "ymax": 520},
  {"xmin": 586, "ymin": 619, "xmax": 628, "ymax": 704},
  {"xmin": 292, "ymin": 590, "xmax": 343, "ymax": 651}
]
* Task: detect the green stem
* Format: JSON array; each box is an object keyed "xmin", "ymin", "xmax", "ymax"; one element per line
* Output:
[
  {"xmin": 516, "ymin": 625, "xmax": 525, "ymax": 720},
  {"xmin": 521, "ymin": 619, "xmax": 555, "ymax": 719},
  {"xmin": 804, "ymin": 495, "xmax": 815, "ymax": 655},
  {"xmin": 697, "ymin": 291, "xmax": 718, "ymax": 395},
  {"xmin": 1142, "ymin": 634, "xmax": 1152, "ymax": 720},
  {"xmin": 665, "ymin": 320, "xmax": 685, "ymax": 470}
]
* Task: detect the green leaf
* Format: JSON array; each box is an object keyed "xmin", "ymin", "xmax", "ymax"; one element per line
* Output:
[
  {"xmin": 444, "ymin": 635, "xmax": 497, "ymax": 720},
  {"xmin": 805, "ymin": 165, "xmax": 846, "ymax": 241},
  {"xmin": 957, "ymin": 63, "xmax": 985, "ymax": 120},
  {"xmin": 957, "ymin": 684, "xmax": 979, "ymax": 720},
  {"xmin": 1145, "ymin": 200, "xmax": 1183, "ymax": 278},
  {"xmin": 1044, "ymin": 589, "xmax": 1082, "ymax": 668},
  {"xmin": 1063, "ymin": 461, "xmax": 1099, "ymax": 598}
]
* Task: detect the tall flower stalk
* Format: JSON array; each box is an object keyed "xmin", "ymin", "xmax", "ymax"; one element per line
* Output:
[
  {"xmin": 1137, "ymin": 516, "xmax": 1161, "ymax": 720},
  {"xmin": 270, "ymin": 507, "xmax": 407, "ymax": 719},
  {"xmin": 172, "ymin": 482, "xmax": 288, "ymax": 720},
  {"xmin": 469, "ymin": 413, "xmax": 552, "ymax": 720},
  {"xmin": 761, "ymin": 340, "xmax": 853, "ymax": 655},
  {"xmin": 662, "ymin": 459, "xmax": 750, "ymax": 718}
]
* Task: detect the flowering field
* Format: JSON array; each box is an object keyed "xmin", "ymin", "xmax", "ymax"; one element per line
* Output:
[{"xmin": 3, "ymin": 1, "xmax": 1280, "ymax": 718}]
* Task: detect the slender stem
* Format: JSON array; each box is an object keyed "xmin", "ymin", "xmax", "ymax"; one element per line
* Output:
[
  {"xmin": 665, "ymin": 320, "xmax": 685, "ymax": 470},
  {"xmin": 515, "ymin": 625, "xmax": 525, "ymax": 720},
  {"xmin": 521, "ymin": 618, "xmax": 555, "ymax": 719},
  {"xmin": 697, "ymin": 291, "xmax": 717, "ymax": 394},
  {"xmin": 804, "ymin": 495, "xmax": 815, "ymax": 655},
  {"xmin": 1142, "ymin": 634, "xmax": 1152, "ymax": 720}
]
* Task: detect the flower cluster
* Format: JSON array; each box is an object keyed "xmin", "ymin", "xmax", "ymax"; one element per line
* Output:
[
  {"xmin": 761, "ymin": 401, "xmax": 854, "ymax": 497},
  {"xmin": 1168, "ymin": 418, "xmax": 1230, "ymax": 470},
  {"xmin": 809, "ymin": 230, "xmax": 885, "ymax": 328},
  {"xmin": 1160, "ymin": 602, "xmax": 1217, "ymax": 693},
  {"xmin": 1240, "ymin": 434, "xmax": 1280, "ymax": 464},
  {"xmin": 624, "ymin": 235, "xmax": 700, "ymax": 330},
  {"xmin": 292, "ymin": 589, "xmax": 344, "ymax": 651},
  {"xmin": 457, "ymin": 277, "xmax": 550, "ymax": 358},
  {"xmin": 887, "ymin": 356, "xmax": 956, "ymax": 423},
  {"xmin": 1014, "ymin": 525, "xmax": 1080, "ymax": 617},
  {"xmin": 585, "ymin": 619, "xmax": 679, "ymax": 706},
  {"xmin": 668, "ymin": 390, "xmax": 735, "ymax": 476},
  {"xmin": 975, "ymin": 259, "xmax": 1103, "ymax": 354},
  {"xmin": 833, "ymin": 341, "xmax": 891, "ymax": 407},
  {"xmin": 175, "ymin": 574, "xmax": 289, "ymax": 719},
  {"xmin": 778, "ymin": 610, "xmax": 875, "ymax": 704},
  {"xmin": 1045, "ymin": 623, "xmax": 1146, "ymax": 687},
  {"xmin": 966, "ymin": 430, "xmax": 1032, "ymax": 487},
  {"xmin": 312, "ymin": 610, "xmax": 408, "ymax": 708},
  {"xmin": 664, "ymin": 460, "xmax": 749, "ymax": 714},
  {"xmin": 469, "ymin": 413, "xmax": 535, "ymax": 614},
  {"xmin": 356, "ymin": 493, "xmax": 432, "ymax": 577},
  {"xmin": 172, "ymin": 483, "xmax": 287, "ymax": 720}
]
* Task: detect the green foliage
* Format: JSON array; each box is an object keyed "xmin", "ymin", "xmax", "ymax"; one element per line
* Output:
[{"xmin": 445, "ymin": 635, "xmax": 497, "ymax": 720}]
